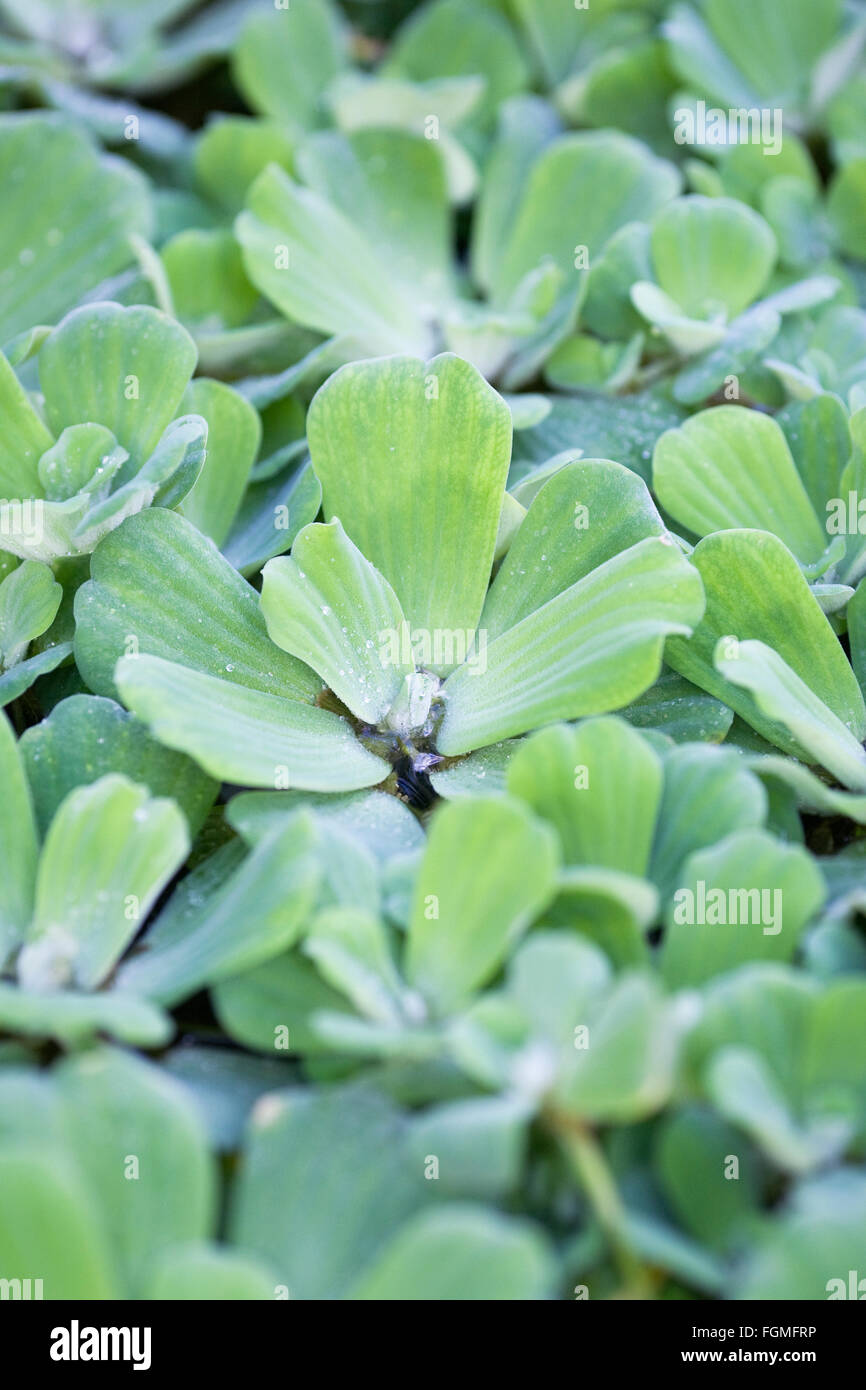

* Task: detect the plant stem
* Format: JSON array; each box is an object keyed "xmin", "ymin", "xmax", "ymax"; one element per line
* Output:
[{"xmin": 549, "ymin": 1109, "xmax": 653, "ymax": 1298}]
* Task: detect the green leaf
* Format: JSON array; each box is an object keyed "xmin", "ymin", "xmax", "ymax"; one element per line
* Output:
[
  {"xmin": 665, "ymin": 530, "xmax": 866, "ymax": 757},
  {"xmin": 582, "ymin": 221, "xmax": 653, "ymax": 341},
  {"xmin": 510, "ymin": 0, "xmax": 586, "ymax": 86},
  {"xmin": 0, "ymin": 1145, "xmax": 119, "ymax": 1299},
  {"xmin": 507, "ymin": 933, "xmax": 677, "ymax": 1122},
  {"xmin": 620, "ymin": 669, "xmax": 734, "ymax": 744},
  {"xmin": 308, "ymin": 354, "xmax": 512, "ymax": 656},
  {"xmin": 0, "ymin": 347, "xmax": 54, "ymax": 497},
  {"xmin": 405, "ymin": 1095, "xmax": 530, "ymax": 1200},
  {"xmin": 115, "ymin": 654, "xmax": 388, "ymax": 792},
  {"xmin": 406, "ymin": 796, "xmax": 558, "ymax": 1014},
  {"xmin": 660, "ymin": 830, "xmax": 825, "ymax": 987},
  {"xmin": 236, "ymin": 164, "xmax": 431, "ymax": 355},
  {"xmin": 351, "ymin": 1204, "xmax": 554, "ymax": 1300},
  {"xmin": 569, "ymin": 37, "xmax": 675, "ymax": 151},
  {"xmin": 704, "ymin": 0, "xmax": 841, "ymax": 106},
  {"xmin": 777, "ymin": 392, "xmax": 851, "ymax": 522},
  {"xmin": 560, "ymin": 972, "xmax": 679, "ymax": 1121},
  {"xmin": 297, "ymin": 129, "xmax": 454, "ymax": 309},
  {"xmin": 232, "ymin": 0, "xmax": 345, "ymax": 130},
  {"xmin": 158, "ymin": 1046, "xmax": 298, "ymax": 1152},
  {"xmin": 0, "ymin": 560, "xmax": 60, "ymax": 668},
  {"xmin": 0, "ymin": 113, "xmax": 151, "ymax": 343},
  {"xmin": 716, "ymin": 638, "xmax": 866, "ymax": 790},
  {"xmin": 38, "ymin": 423, "xmax": 125, "ymax": 503},
  {"xmin": 647, "ymin": 196, "xmax": 776, "ymax": 321},
  {"xmin": 177, "ymin": 378, "xmax": 261, "ymax": 547},
  {"xmin": 74, "ymin": 507, "xmax": 319, "ymax": 702},
  {"xmin": 686, "ymin": 968, "xmax": 866, "ymax": 1168},
  {"xmin": 624, "ymin": 1209, "xmax": 727, "ymax": 1297},
  {"xmin": 685, "ymin": 965, "xmax": 814, "ymax": 1095},
  {"xmin": 0, "ymin": 981, "xmax": 171, "ymax": 1047},
  {"xmin": 328, "ymin": 74, "xmax": 481, "ymax": 204},
  {"xmin": 304, "ymin": 905, "xmax": 402, "ymax": 1025},
  {"xmin": 439, "ymin": 536, "xmax": 705, "ymax": 755},
  {"xmin": 163, "ymin": 227, "xmax": 259, "ymax": 331},
  {"xmin": 736, "ymin": 1170, "xmax": 866, "ymax": 1299},
  {"xmin": 706, "ymin": 1046, "xmax": 849, "ymax": 1174},
  {"xmin": 18, "ymin": 774, "xmax": 188, "ymax": 992},
  {"xmin": 493, "ymin": 131, "xmax": 680, "ymax": 303},
  {"xmin": 429, "ymin": 739, "xmax": 520, "ymax": 798},
  {"xmin": 213, "ymin": 949, "xmax": 357, "ymax": 1056},
  {"xmin": 38, "ymin": 303, "xmax": 197, "ymax": 473},
  {"xmin": 386, "ymin": 0, "xmax": 528, "ymax": 134},
  {"xmin": 827, "ymin": 156, "xmax": 866, "ymax": 261},
  {"xmin": 654, "ymin": 406, "xmax": 826, "ymax": 565},
  {"xmin": 506, "ymin": 930, "xmax": 610, "ymax": 1047},
  {"xmin": 117, "ymin": 815, "xmax": 321, "ymax": 1004},
  {"xmin": 550, "ymin": 866, "xmax": 657, "ymax": 968},
  {"xmin": 20, "ymin": 693, "xmax": 217, "ymax": 838},
  {"xmin": 0, "ymin": 710, "xmax": 38, "ymax": 966},
  {"xmin": 655, "ymin": 1107, "xmax": 763, "ymax": 1251},
  {"xmin": 194, "ymin": 116, "xmax": 296, "ymax": 215},
  {"xmin": 650, "ymin": 744, "xmax": 767, "ymax": 900},
  {"xmin": 742, "ymin": 752, "xmax": 866, "ymax": 827},
  {"xmin": 231, "ymin": 1083, "xmax": 427, "ymax": 1299},
  {"xmin": 222, "ymin": 458, "xmax": 323, "ymax": 577},
  {"xmin": 55, "ymin": 1048, "xmax": 214, "ymax": 1295},
  {"xmin": 143, "ymin": 1243, "xmax": 276, "ymax": 1300},
  {"xmin": 471, "ymin": 95, "xmax": 561, "ymax": 296},
  {"xmin": 507, "ymin": 718, "xmax": 662, "ymax": 874},
  {"xmin": 630, "ymin": 282, "xmax": 727, "ymax": 356},
  {"xmin": 512, "ymin": 388, "xmax": 684, "ymax": 486},
  {"xmin": 227, "ymin": 787, "xmax": 424, "ymax": 862},
  {"xmin": 261, "ymin": 520, "xmax": 411, "ymax": 723},
  {"xmin": 72, "ymin": 414, "xmax": 207, "ymax": 549},
  {"xmin": 671, "ymin": 303, "xmax": 782, "ymax": 404},
  {"xmin": 481, "ymin": 458, "xmax": 665, "ymax": 642}
]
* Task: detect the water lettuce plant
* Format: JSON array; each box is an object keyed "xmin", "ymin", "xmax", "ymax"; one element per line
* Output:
[
  {"xmin": 73, "ymin": 353, "xmax": 704, "ymax": 792},
  {"xmin": 1, "ymin": 0, "xmax": 866, "ymax": 1308}
]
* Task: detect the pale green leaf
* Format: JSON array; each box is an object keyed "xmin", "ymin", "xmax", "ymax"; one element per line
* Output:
[
  {"xmin": 660, "ymin": 830, "xmax": 826, "ymax": 987},
  {"xmin": 351, "ymin": 1205, "xmax": 554, "ymax": 1301},
  {"xmin": 55, "ymin": 1048, "xmax": 214, "ymax": 1295},
  {"xmin": 230, "ymin": 1084, "xmax": 426, "ymax": 1299},
  {"xmin": 19, "ymin": 774, "xmax": 189, "ymax": 992},
  {"xmin": 439, "ymin": 536, "xmax": 705, "ymax": 755},
  {"xmin": 236, "ymin": 164, "xmax": 431, "ymax": 355},
  {"xmin": 648, "ymin": 196, "xmax": 776, "ymax": 321},
  {"xmin": 117, "ymin": 815, "xmax": 321, "ymax": 1004},
  {"xmin": 38, "ymin": 302, "xmax": 197, "ymax": 472},
  {"xmin": 481, "ymin": 458, "xmax": 665, "ymax": 642},
  {"xmin": 665, "ymin": 530, "xmax": 866, "ymax": 756},
  {"xmin": 74, "ymin": 507, "xmax": 320, "ymax": 702},
  {"xmin": 0, "ymin": 560, "xmax": 61, "ymax": 667},
  {"xmin": 507, "ymin": 717, "xmax": 663, "ymax": 874},
  {"xmin": 232, "ymin": 0, "xmax": 345, "ymax": 129},
  {"xmin": 493, "ymin": 131, "xmax": 680, "ymax": 303},
  {"xmin": 0, "ymin": 710, "xmax": 38, "ymax": 966},
  {"xmin": 0, "ymin": 113, "xmax": 151, "ymax": 343},
  {"xmin": 261, "ymin": 519, "xmax": 411, "ymax": 723},
  {"xmin": 308, "ymin": 354, "xmax": 512, "ymax": 657},
  {"xmin": 654, "ymin": 406, "xmax": 826, "ymax": 565},
  {"xmin": 20, "ymin": 693, "xmax": 217, "ymax": 838},
  {"xmin": 115, "ymin": 654, "xmax": 389, "ymax": 792},
  {"xmin": 177, "ymin": 378, "xmax": 261, "ymax": 546},
  {"xmin": 716, "ymin": 638, "xmax": 866, "ymax": 790},
  {"xmin": 0, "ymin": 1145, "xmax": 119, "ymax": 1299},
  {"xmin": 406, "ymin": 795, "xmax": 559, "ymax": 1014}
]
